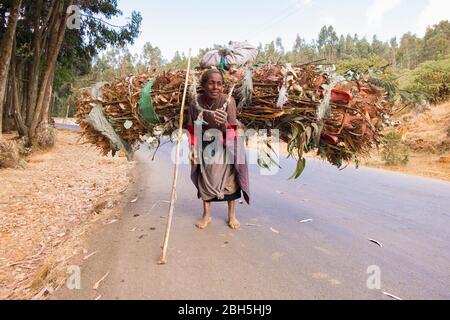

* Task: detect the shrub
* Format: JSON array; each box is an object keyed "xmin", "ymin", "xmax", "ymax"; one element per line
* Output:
[
  {"xmin": 381, "ymin": 130, "xmax": 409, "ymax": 166},
  {"xmin": 337, "ymin": 55, "xmax": 395, "ymax": 80},
  {"xmin": 408, "ymin": 56, "xmax": 450, "ymax": 103},
  {"xmin": 0, "ymin": 138, "xmax": 20, "ymax": 169},
  {"xmin": 34, "ymin": 124, "xmax": 57, "ymax": 150}
]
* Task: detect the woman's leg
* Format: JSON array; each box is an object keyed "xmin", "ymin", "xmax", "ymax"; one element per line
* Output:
[
  {"xmin": 196, "ymin": 201, "xmax": 212, "ymax": 229},
  {"xmin": 227, "ymin": 200, "xmax": 240, "ymax": 229}
]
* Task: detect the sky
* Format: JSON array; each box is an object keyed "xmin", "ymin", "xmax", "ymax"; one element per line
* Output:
[{"xmin": 109, "ymin": 0, "xmax": 450, "ymax": 60}]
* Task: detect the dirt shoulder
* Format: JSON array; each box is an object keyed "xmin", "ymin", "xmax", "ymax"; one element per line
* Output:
[
  {"xmin": 360, "ymin": 151, "xmax": 450, "ymax": 182},
  {"xmin": 0, "ymin": 129, "xmax": 135, "ymax": 300},
  {"xmin": 361, "ymin": 103, "xmax": 450, "ymax": 182},
  {"xmin": 304, "ymin": 149, "xmax": 450, "ymax": 182}
]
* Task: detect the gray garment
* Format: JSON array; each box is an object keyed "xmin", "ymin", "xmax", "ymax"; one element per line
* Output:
[
  {"xmin": 187, "ymin": 93, "xmax": 250, "ymax": 204},
  {"xmin": 196, "ymin": 130, "xmax": 239, "ymax": 201}
]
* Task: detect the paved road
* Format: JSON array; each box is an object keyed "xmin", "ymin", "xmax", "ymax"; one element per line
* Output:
[
  {"xmin": 53, "ymin": 141, "xmax": 450, "ymax": 300},
  {"xmin": 54, "ymin": 123, "xmax": 80, "ymax": 131}
]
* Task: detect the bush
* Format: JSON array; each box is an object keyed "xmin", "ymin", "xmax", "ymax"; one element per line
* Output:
[
  {"xmin": 0, "ymin": 138, "xmax": 20, "ymax": 169},
  {"xmin": 408, "ymin": 56, "xmax": 450, "ymax": 103},
  {"xmin": 34, "ymin": 124, "xmax": 57, "ymax": 150},
  {"xmin": 381, "ymin": 130, "xmax": 409, "ymax": 166},
  {"xmin": 397, "ymin": 68, "xmax": 416, "ymax": 91},
  {"xmin": 337, "ymin": 55, "xmax": 395, "ymax": 80}
]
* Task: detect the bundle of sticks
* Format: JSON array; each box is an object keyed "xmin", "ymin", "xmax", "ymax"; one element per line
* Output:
[{"xmin": 76, "ymin": 64, "xmax": 392, "ymax": 171}]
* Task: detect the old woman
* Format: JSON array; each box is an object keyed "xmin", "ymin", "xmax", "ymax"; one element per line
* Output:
[{"xmin": 186, "ymin": 70, "xmax": 250, "ymax": 230}]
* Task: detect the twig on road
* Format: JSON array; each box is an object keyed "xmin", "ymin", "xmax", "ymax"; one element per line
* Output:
[
  {"xmin": 368, "ymin": 239, "xmax": 383, "ymax": 247},
  {"xmin": 147, "ymin": 200, "xmax": 170, "ymax": 215},
  {"xmin": 93, "ymin": 271, "xmax": 110, "ymax": 290},
  {"xmin": 83, "ymin": 251, "xmax": 99, "ymax": 261},
  {"xmin": 383, "ymin": 291, "xmax": 402, "ymax": 300}
]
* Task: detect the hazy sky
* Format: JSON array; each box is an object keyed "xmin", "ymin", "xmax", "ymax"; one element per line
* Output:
[{"xmin": 109, "ymin": 0, "xmax": 450, "ymax": 60}]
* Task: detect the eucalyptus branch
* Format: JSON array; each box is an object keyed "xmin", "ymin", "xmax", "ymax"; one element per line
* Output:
[{"xmin": 80, "ymin": 13, "xmax": 128, "ymax": 29}]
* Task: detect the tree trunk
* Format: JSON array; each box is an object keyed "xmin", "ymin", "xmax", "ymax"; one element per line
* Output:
[
  {"xmin": 13, "ymin": 77, "xmax": 28, "ymax": 138},
  {"xmin": 40, "ymin": 72, "xmax": 55, "ymax": 124},
  {"xmin": 10, "ymin": 39, "xmax": 28, "ymax": 137},
  {"xmin": 26, "ymin": 0, "xmax": 44, "ymax": 127},
  {"xmin": 29, "ymin": 0, "xmax": 74, "ymax": 141},
  {"xmin": 19, "ymin": 58, "xmax": 28, "ymax": 119},
  {"xmin": 3, "ymin": 76, "xmax": 13, "ymax": 132},
  {"xmin": 0, "ymin": 0, "xmax": 22, "ymax": 135}
]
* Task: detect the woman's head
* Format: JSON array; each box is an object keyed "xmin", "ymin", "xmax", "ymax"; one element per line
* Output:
[{"xmin": 201, "ymin": 69, "xmax": 224, "ymax": 100}]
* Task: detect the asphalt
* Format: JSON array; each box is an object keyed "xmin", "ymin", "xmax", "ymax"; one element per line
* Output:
[
  {"xmin": 52, "ymin": 139, "xmax": 450, "ymax": 300},
  {"xmin": 54, "ymin": 123, "xmax": 80, "ymax": 131}
]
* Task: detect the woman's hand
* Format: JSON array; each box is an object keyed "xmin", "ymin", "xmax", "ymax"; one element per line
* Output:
[
  {"xmin": 214, "ymin": 109, "xmax": 228, "ymax": 125},
  {"xmin": 190, "ymin": 146, "xmax": 197, "ymax": 164}
]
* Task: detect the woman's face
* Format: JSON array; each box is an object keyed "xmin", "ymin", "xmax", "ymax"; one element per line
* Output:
[{"xmin": 203, "ymin": 73, "xmax": 223, "ymax": 100}]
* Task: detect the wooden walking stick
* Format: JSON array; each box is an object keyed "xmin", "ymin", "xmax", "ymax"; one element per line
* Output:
[{"xmin": 158, "ymin": 49, "xmax": 192, "ymax": 265}]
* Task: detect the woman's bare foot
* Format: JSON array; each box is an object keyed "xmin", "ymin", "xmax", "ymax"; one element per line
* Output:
[
  {"xmin": 228, "ymin": 216, "xmax": 241, "ymax": 230},
  {"xmin": 227, "ymin": 200, "xmax": 239, "ymax": 229},
  {"xmin": 196, "ymin": 216, "xmax": 212, "ymax": 229},
  {"xmin": 197, "ymin": 201, "xmax": 212, "ymax": 229}
]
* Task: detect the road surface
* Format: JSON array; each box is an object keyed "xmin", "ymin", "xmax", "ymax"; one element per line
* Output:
[
  {"xmin": 53, "ymin": 139, "xmax": 450, "ymax": 300},
  {"xmin": 54, "ymin": 123, "xmax": 80, "ymax": 131}
]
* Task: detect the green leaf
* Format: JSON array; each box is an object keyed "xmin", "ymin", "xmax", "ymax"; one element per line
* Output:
[
  {"xmin": 289, "ymin": 158, "xmax": 306, "ymax": 180},
  {"xmin": 292, "ymin": 117, "xmax": 305, "ymax": 122},
  {"xmin": 305, "ymin": 127, "xmax": 312, "ymax": 144},
  {"xmin": 311, "ymin": 123, "xmax": 319, "ymax": 137},
  {"xmin": 257, "ymin": 157, "xmax": 270, "ymax": 170},
  {"xmin": 294, "ymin": 121, "xmax": 306, "ymax": 132},
  {"xmin": 296, "ymin": 132, "xmax": 305, "ymax": 159},
  {"xmin": 289, "ymin": 125, "xmax": 299, "ymax": 145},
  {"xmin": 265, "ymin": 141, "xmax": 277, "ymax": 154},
  {"xmin": 266, "ymin": 152, "xmax": 282, "ymax": 169}
]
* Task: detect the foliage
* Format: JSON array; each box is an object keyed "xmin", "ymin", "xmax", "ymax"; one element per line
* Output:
[
  {"xmin": 50, "ymin": 1, "xmax": 143, "ymax": 118},
  {"xmin": 381, "ymin": 130, "xmax": 409, "ymax": 166},
  {"xmin": 407, "ymin": 56, "xmax": 450, "ymax": 103},
  {"xmin": 420, "ymin": 21, "xmax": 450, "ymax": 61},
  {"xmin": 337, "ymin": 55, "xmax": 392, "ymax": 77}
]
